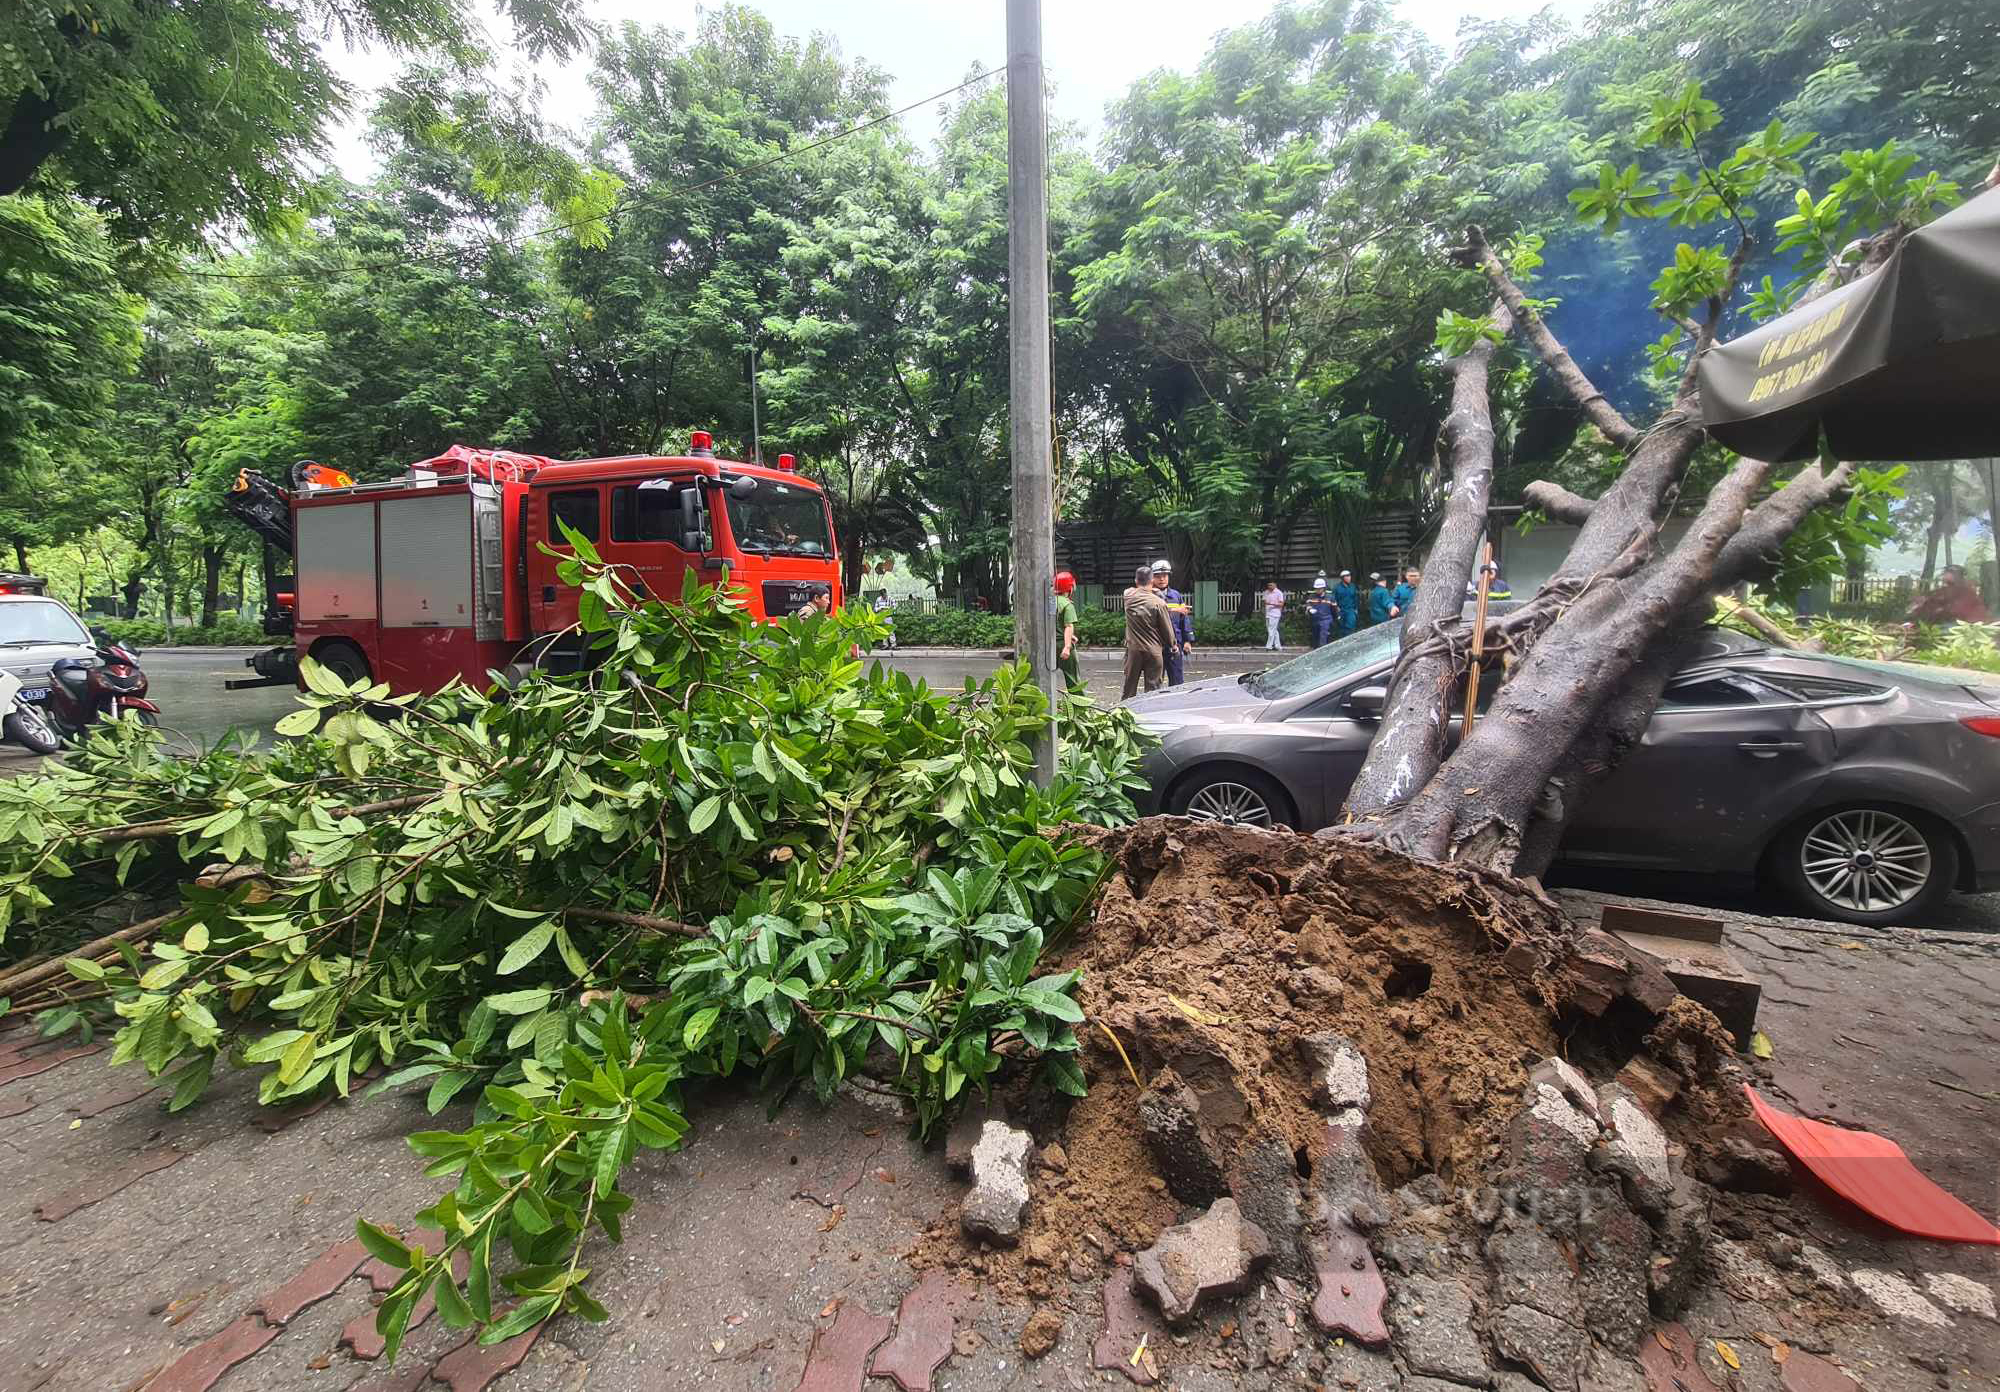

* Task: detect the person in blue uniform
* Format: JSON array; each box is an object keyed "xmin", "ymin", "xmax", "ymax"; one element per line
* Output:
[
  {"xmin": 1332, "ymin": 569, "xmax": 1359, "ymax": 636},
  {"xmin": 1390, "ymin": 566, "xmax": 1420, "ymax": 618},
  {"xmin": 1149, "ymin": 559, "xmax": 1194, "ymax": 685},
  {"xmin": 1304, "ymin": 579, "xmax": 1338, "ymax": 648},
  {"xmin": 1366, "ymin": 572, "xmax": 1393, "ymax": 625}
]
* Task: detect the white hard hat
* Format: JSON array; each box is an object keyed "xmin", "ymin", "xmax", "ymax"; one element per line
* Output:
[{"xmin": 1150, "ymin": 559, "xmax": 1172, "ymax": 574}]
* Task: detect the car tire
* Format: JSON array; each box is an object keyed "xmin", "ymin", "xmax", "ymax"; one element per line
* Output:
[
  {"xmin": 311, "ymin": 640, "xmax": 371, "ymax": 686},
  {"xmin": 1771, "ymin": 804, "xmax": 1957, "ymax": 927},
  {"xmin": 1169, "ymin": 766, "xmax": 1293, "ymax": 830},
  {"xmin": 4, "ymin": 706, "xmax": 62, "ymax": 755}
]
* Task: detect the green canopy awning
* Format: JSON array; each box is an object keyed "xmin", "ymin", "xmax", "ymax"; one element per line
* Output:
[{"xmin": 1698, "ymin": 187, "xmax": 2000, "ymax": 462}]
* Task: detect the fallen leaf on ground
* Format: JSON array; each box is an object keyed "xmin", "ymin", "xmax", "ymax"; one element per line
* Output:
[
  {"xmin": 1716, "ymin": 1339, "xmax": 1741, "ymax": 1370},
  {"xmin": 819, "ymin": 1297, "xmax": 840, "ymax": 1319},
  {"xmin": 1166, "ymin": 994, "xmax": 1228, "ymax": 1026},
  {"xmin": 1773, "ymin": 1343, "xmax": 1792, "ymax": 1364},
  {"xmin": 819, "ymin": 1203, "xmax": 845, "ymax": 1233},
  {"xmin": 1836, "ymin": 940, "xmax": 1868, "ymax": 951},
  {"xmin": 1749, "ymin": 1031, "xmax": 1774, "ymax": 1059}
]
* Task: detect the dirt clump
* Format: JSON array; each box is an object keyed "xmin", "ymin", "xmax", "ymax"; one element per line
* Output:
[{"xmin": 920, "ymin": 818, "xmax": 1768, "ymax": 1380}]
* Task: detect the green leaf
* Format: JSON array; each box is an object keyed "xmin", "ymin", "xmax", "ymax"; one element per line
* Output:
[
  {"xmin": 480, "ymin": 1294, "xmax": 559, "ymax": 1345},
  {"xmin": 274, "ymin": 708, "xmax": 321, "ymax": 737},
  {"xmin": 683, "ymin": 1006, "xmax": 721, "ymax": 1050},
  {"xmin": 356, "ymin": 1219, "xmax": 414, "ymax": 1269},
  {"xmin": 687, "ymin": 795, "xmax": 722, "ymax": 833},
  {"xmin": 432, "ymin": 1271, "xmax": 475, "ymax": 1329},
  {"xmin": 486, "ymin": 989, "xmax": 555, "ymax": 1015},
  {"xmin": 497, "ymin": 921, "xmax": 554, "ymax": 974}
]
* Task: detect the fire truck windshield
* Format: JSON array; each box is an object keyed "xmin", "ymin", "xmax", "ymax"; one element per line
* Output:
[{"xmin": 726, "ymin": 481, "xmax": 831, "ymax": 557}]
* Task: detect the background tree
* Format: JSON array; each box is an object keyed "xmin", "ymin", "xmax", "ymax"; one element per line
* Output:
[{"xmin": 0, "ymin": 0, "xmax": 593, "ymax": 254}]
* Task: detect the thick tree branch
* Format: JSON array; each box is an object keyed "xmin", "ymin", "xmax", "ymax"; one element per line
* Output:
[
  {"xmin": 1714, "ymin": 458, "xmax": 1856, "ymax": 588},
  {"xmin": 1463, "ymin": 226, "xmax": 1639, "ymax": 451},
  {"xmin": 1521, "ymin": 481, "xmax": 1596, "ymax": 527},
  {"xmin": 1342, "ymin": 300, "xmax": 1511, "ymax": 822},
  {"xmin": 1393, "ymin": 451, "xmax": 1779, "ymax": 868}
]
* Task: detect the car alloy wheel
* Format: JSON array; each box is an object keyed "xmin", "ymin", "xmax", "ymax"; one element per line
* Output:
[
  {"xmin": 1798, "ymin": 807, "xmax": 1933, "ymax": 914},
  {"xmin": 1183, "ymin": 779, "xmax": 1274, "ymax": 827}
]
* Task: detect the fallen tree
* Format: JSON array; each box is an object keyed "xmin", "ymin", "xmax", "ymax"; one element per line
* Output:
[
  {"xmin": 0, "ymin": 552, "xmax": 1154, "ymax": 1354},
  {"xmin": 1337, "ymin": 85, "xmax": 1944, "ymax": 872}
]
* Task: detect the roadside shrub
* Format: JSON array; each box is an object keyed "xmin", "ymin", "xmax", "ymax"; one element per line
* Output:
[{"xmin": 93, "ymin": 617, "xmax": 264, "ymax": 647}]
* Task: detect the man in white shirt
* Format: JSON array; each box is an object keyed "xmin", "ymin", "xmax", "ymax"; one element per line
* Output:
[{"xmin": 1261, "ymin": 580, "xmax": 1286, "ymax": 651}]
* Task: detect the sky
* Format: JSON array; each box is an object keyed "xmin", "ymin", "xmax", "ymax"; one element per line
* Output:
[{"xmin": 321, "ymin": 0, "xmax": 1598, "ymax": 180}]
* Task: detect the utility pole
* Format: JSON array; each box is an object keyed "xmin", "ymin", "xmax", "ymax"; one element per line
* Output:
[
  {"xmin": 748, "ymin": 346, "xmax": 763, "ymax": 464},
  {"xmin": 1007, "ymin": 0, "xmax": 1058, "ymax": 787}
]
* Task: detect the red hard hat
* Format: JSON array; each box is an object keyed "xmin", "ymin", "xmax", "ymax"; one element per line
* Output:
[{"xmin": 1052, "ymin": 570, "xmax": 1076, "ymax": 593}]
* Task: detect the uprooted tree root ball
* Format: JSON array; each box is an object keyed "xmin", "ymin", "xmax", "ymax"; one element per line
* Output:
[{"xmin": 921, "ymin": 819, "xmax": 1789, "ymax": 1385}]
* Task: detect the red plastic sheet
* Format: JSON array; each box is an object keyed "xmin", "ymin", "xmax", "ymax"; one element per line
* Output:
[{"xmin": 1745, "ymin": 1086, "xmax": 2000, "ymax": 1246}]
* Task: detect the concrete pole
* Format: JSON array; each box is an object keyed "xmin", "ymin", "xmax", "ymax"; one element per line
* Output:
[{"xmin": 1007, "ymin": 0, "xmax": 1058, "ymax": 787}]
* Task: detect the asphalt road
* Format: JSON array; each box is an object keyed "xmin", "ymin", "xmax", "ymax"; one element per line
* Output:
[{"xmin": 8, "ymin": 645, "xmax": 1997, "ymax": 933}]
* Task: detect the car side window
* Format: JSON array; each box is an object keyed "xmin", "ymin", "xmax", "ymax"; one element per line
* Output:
[
  {"xmin": 1659, "ymin": 675, "xmax": 1765, "ymax": 708},
  {"xmin": 548, "ymin": 489, "xmax": 601, "ymax": 544}
]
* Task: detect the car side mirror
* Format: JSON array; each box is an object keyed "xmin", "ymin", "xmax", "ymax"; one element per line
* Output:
[{"xmin": 1345, "ymin": 684, "xmax": 1388, "ymax": 717}]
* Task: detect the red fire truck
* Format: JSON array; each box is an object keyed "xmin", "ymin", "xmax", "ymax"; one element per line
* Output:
[{"xmin": 226, "ymin": 432, "xmax": 842, "ymax": 695}]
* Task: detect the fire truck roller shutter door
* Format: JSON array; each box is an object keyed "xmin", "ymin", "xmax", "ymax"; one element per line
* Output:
[
  {"xmin": 295, "ymin": 502, "xmax": 377, "ymax": 622},
  {"xmin": 379, "ymin": 493, "xmax": 474, "ymax": 628}
]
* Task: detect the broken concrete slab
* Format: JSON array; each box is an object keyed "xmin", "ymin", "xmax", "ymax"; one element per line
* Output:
[
  {"xmin": 1314, "ymin": 1112, "xmax": 1391, "ymax": 1231},
  {"xmin": 1137, "ymin": 1067, "xmax": 1228, "ymax": 1206},
  {"xmin": 1636, "ymin": 1322, "xmax": 1721, "ymax": 1392},
  {"xmin": 1506, "ymin": 1083, "xmax": 1600, "ymax": 1195},
  {"xmin": 1297, "ymin": 1031, "xmax": 1370, "ymax": 1113},
  {"xmin": 1600, "ymin": 903, "xmax": 1723, "ymax": 943},
  {"xmin": 1484, "ymin": 1220, "xmax": 1581, "ymax": 1325},
  {"xmin": 1609, "ymin": 927, "xmax": 1762, "ymax": 1044},
  {"xmin": 1528, "ymin": 1056, "xmax": 1599, "ymax": 1123},
  {"xmin": 943, "ymin": 1098, "xmax": 1004, "ymax": 1175},
  {"xmin": 1924, "ymin": 1271, "xmax": 1997, "ymax": 1320},
  {"xmin": 959, "ymin": 1119, "xmax": 1032, "ymax": 1247},
  {"xmin": 1388, "ymin": 1275, "xmax": 1493, "ymax": 1387},
  {"xmin": 1491, "ymin": 1301, "xmax": 1583, "ymax": 1392},
  {"xmin": 1594, "ymin": 1085, "xmax": 1675, "ymax": 1214},
  {"xmin": 1132, "ymin": 1197, "xmax": 1271, "ymax": 1324},
  {"xmin": 1850, "ymin": 1269, "xmax": 1952, "ymax": 1327},
  {"xmin": 1227, "ymin": 1130, "xmax": 1308, "ymax": 1280}
]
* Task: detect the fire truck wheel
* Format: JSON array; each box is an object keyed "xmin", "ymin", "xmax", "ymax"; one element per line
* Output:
[{"xmin": 311, "ymin": 640, "xmax": 371, "ymax": 686}]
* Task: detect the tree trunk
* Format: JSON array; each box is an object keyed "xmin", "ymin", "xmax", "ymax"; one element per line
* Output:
[
  {"xmin": 1343, "ymin": 303, "xmax": 1507, "ymax": 823},
  {"xmin": 200, "ymin": 543, "xmax": 224, "ymax": 627},
  {"xmin": 1379, "ymin": 453, "xmax": 1776, "ymax": 869},
  {"xmin": 1921, "ymin": 464, "xmax": 1951, "ymax": 588}
]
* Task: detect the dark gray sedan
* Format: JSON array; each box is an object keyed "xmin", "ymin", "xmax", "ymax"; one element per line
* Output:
[{"xmin": 1127, "ymin": 624, "xmax": 2000, "ymax": 925}]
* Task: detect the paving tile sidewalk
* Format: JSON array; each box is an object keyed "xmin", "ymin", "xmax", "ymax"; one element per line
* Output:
[{"xmin": 0, "ymin": 896, "xmax": 1994, "ymax": 1392}]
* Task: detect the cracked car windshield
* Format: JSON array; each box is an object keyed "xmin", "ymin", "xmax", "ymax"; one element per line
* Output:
[
  {"xmin": 0, "ymin": 600, "xmax": 90, "ymax": 647},
  {"xmin": 726, "ymin": 482, "xmax": 830, "ymax": 557},
  {"xmin": 1249, "ymin": 621, "xmax": 1403, "ymax": 698}
]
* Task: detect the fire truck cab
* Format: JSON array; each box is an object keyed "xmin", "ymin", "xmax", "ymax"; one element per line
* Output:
[{"xmin": 257, "ymin": 433, "xmax": 840, "ymax": 695}]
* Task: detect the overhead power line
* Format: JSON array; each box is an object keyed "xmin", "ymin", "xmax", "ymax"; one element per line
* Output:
[{"xmin": 184, "ymin": 66, "xmax": 1002, "ymax": 284}]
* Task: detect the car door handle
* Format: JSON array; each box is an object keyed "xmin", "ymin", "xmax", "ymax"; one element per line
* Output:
[{"xmin": 1737, "ymin": 740, "xmax": 1803, "ymax": 757}]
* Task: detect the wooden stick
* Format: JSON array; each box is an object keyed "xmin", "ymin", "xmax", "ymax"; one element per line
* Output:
[
  {"xmin": 561, "ymin": 907, "xmax": 708, "ymax": 939},
  {"xmin": 0, "ymin": 910, "xmax": 180, "ymax": 998},
  {"xmin": 1462, "ymin": 541, "xmax": 1495, "ymax": 737}
]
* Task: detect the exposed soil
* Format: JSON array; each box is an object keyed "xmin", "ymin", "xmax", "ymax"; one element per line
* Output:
[{"xmin": 919, "ymin": 818, "xmax": 1765, "ymax": 1307}]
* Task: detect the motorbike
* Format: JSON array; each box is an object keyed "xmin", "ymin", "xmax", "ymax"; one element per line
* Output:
[
  {"xmin": 0, "ymin": 669, "xmax": 62, "ymax": 754},
  {"xmin": 40, "ymin": 636, "xmax": 160, "ymax": 743}
]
